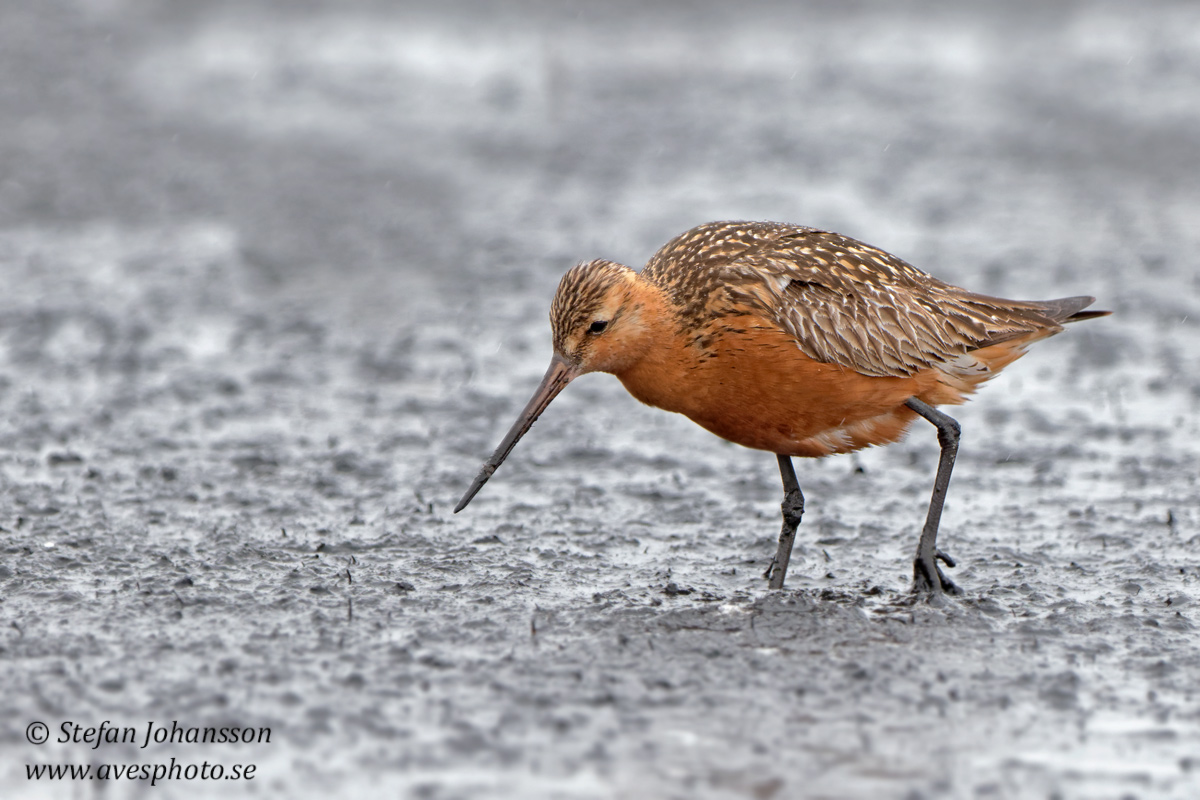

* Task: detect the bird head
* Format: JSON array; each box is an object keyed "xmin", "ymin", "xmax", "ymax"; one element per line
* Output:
[
  {"xmin": 550, "ymin": 259, "xmax": 649, "ymax": 375},
  {"xmin": 455, "ymin": 259, "xmax": 651, "ymax": 512}
]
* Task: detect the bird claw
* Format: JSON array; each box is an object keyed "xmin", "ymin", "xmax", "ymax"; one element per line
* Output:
[
  {"xmin": 912, "ymin": 552, "xmax": 961, "ymax": 596},
  {"xmin": 762, "ymin": 558, "xmax": 778, "ymax": 582}
]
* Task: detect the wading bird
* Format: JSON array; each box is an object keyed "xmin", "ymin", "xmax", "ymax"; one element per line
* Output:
[{"xmin": 455, "ymin": 221, "xmax": 1108, "ymax": 593}]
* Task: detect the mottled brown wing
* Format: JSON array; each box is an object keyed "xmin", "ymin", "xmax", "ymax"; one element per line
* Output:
[{"xmin": 648, "ymin": 222, "xmax": 1077, "ymax": 378}]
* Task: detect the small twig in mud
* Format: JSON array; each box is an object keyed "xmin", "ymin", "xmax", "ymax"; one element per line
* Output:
[{"xmin": 347, "ymin": 596, "xmax": 353, "ymax": 623}]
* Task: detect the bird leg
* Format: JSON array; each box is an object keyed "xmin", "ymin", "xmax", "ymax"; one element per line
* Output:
[
  {"xmin": 764, "ymin": 454, "xmax": 805, "ymax": 590},
  {"xmin": 905, "ymin": 398, "xmax": 962, "ymax": 595}
]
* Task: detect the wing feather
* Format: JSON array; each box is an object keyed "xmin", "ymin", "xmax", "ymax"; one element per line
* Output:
[{"xmin": 646, "ymin": 222, "xmax": 1088, "ymax": 378}]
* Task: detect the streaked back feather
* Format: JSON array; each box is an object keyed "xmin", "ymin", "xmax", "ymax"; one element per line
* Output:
[{"xmin": 642, "ymin": 221, "xmax": 1106, "ymax": 378}]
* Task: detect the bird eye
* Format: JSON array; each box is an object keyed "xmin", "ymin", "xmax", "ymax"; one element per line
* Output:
[{"xmin": 588, "ymin": 320, "xmax": 609, "ymax": 335}]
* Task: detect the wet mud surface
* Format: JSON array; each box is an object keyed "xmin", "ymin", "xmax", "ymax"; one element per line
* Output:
[{"xmin": 2, "ymin": 1, "xmax": 1200, "ymax": 798}]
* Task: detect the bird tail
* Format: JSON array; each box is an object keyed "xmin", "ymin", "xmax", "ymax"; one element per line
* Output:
[
  {"xmin": 925, "ymin": 295, "xmax": 1109, "ymax": 406},
  {"xmin": 1037, "ymin": 295, "xmax": 1111, "ymax": 324}
]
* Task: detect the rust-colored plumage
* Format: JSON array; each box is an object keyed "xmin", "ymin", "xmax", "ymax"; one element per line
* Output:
[{"xmin": 457, "ymin": 221, "xmax": 1109, "ymax": 594}]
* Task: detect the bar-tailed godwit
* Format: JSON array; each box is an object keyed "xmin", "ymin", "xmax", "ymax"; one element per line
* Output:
[{"xmin": 455, "ymin": 221, "xmax": 1108, "ymax": 594}]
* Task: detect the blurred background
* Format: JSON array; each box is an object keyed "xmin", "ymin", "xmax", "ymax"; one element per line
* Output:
[
  {"xmin": 7, "ymin": 1, "xmax": 1197, "ymax": 325},
  {"xmin": 2, "ymin": 1, "xmax": 1199, "ymax": 797}
]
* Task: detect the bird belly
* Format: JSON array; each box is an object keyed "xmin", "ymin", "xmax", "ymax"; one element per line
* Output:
[{"xmin": 616, "ymin": 324, "xmax": 932, "ymax": 457}]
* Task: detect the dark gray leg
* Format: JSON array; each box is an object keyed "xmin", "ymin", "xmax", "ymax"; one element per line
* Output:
[
  {"xmin": 905, "ymin": 398, "xmax": 962, "ymax": 595},
  {"xmin": 764, "ymin": 454, "xmax": 805, "ymax": 590}
]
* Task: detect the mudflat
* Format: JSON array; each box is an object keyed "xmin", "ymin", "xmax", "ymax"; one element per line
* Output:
[{"xmin": 2, "ymin": 2, "xmax": 1198, "ymax": 797}]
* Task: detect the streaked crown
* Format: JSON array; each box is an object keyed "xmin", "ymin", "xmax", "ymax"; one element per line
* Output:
[{"xmin": 549, "ymin": 259, "xmax": 635, "ymax": 359}]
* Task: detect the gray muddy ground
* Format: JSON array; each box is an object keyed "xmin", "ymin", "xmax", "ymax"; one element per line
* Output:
[{"xmin": 2, "ymin": 1, "xmax": 1199, "ymax": 798}]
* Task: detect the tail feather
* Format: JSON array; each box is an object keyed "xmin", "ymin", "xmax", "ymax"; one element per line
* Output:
[
  {"xmin": 925, "ymin": 294, "xmax": 1109, "ymax": 406},
  {"xmin": 1063, "ymin": 309, "xmax": 1112, "ymax": 323},
  {"xmin": 1038, "ymin": 295, "xmax": 1111, "ymax": 324}
]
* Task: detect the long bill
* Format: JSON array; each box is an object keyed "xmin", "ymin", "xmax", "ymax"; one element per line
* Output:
[{"xmin": 454, "ymin": 354, "xmax": 581, "ymax": 513}]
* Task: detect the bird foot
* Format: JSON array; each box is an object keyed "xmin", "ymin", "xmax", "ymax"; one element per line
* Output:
[
  {"xmin": 762, "ymin": 559, "xmax": 776, "ymax": 582},
  {"xmin": 912, "ymin": 549, "xmax": 961, "ymax": 596}
]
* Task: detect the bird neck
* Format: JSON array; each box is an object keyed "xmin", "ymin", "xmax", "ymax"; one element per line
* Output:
[{"xmin": 607, "ymin": 279, "xmax": 689, "ymax": 403}]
